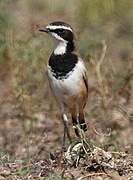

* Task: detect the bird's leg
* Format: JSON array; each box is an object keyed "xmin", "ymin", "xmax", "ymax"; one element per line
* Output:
[
  {"xmin": 79, "ymin": 110, "xmax": 87, "ymax": 132},
  {"xmin": 62, "ymin": 119, "xmax": 66, "ymax": 149},
  {"xmin": 62, "ymin": 114, "xmax": 71, "ymax": 149},
  {"xmin": 71, "ymin": 106, "xmax": 79, "ymax": 137}
]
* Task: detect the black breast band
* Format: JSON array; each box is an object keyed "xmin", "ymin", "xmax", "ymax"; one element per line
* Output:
[{"xmin": 49, "ymin": 53, "xmax": 78, "ymax": 79}]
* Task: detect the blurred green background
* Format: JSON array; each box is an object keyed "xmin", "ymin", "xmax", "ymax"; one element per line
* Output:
[
  {"xmin": 0, "ymin": 0, "xmax": 132, "ymax": 109},
  {"xmin": 0, "ymin": 0, "xmax": 133, "ymax": 156}
]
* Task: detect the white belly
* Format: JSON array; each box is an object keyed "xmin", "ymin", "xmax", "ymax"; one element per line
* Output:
[{"xmin": 47, "ymin": 60, "xmax": 86, "ymax": 100}]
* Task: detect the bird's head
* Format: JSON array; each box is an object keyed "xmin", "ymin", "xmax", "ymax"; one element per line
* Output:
[{"xmin": 39, "ymin": 21, "xmax": 74, "ymax": 43}]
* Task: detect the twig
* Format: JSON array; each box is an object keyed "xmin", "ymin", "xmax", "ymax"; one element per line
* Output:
[
  {"xmin": 98, "ymin": 40, "xmax": 107, "ymax": 68},
  {"xmin": 117, "ymin": 104, "xmax": 133, "ymax": 121},
  {"xmin": 92, "ymin": 126, "xmax": 111, "ymax": 137},
  {"xmin": 111, "ymin": 151, "xmax": 127, "ymax": 156},
  {"xmin": 76, "ymin": 124, "xmax": 93, "ymax": 152},
  {"xmin": 95, "ymin": 40, "xmax": 108, "ymax": 110},
  {"xmin": 118, "ymin": 68, "xmax": 133, "ymax": 96},
  {"xmin": 77, "ymin": 172, "xmax": 110, "ymax": 180}
]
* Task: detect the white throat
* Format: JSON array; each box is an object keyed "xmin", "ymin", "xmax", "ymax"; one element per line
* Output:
[{"xmin": 54, "ymin": 41, "xmax": 67, "ymax": 55}]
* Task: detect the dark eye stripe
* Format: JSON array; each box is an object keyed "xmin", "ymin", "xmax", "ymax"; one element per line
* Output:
[
  {"xmin": 58, "ymin": 29, "xmax": 65, "ymax": 32},
  {"xmin": 49, "ymin": 29, "xmax": 68, "ymax": 33}
]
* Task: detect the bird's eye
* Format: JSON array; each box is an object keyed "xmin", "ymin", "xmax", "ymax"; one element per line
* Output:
[{"xmin": 58, "ymin": 29, "xmax": 65, "ymax": 33}]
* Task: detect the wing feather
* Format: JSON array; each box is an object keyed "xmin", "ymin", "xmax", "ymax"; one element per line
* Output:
[
  {"xmin": 83, "ymin": 71, "xmax": 88, "ymax": 94},
  {"xmin": 78, "ymin": 57, "xmax": 88, "ymax": 94}
]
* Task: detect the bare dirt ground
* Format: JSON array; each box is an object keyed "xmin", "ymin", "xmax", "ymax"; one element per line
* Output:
[{"xmin": 0, "ymin": 73, "xmax": 133, "ymax": 179}]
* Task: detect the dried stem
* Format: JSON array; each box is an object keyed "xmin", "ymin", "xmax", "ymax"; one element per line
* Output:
[
  {"xmin": 95, "ymin": 40, "xmax": 108, "ymax": 109},
  {"xmin": 77, "ymin": 172, "xmax": 110, "ymax": 180}
]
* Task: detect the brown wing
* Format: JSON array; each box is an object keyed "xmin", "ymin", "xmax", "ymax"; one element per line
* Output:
[
  {"xmin": 82, "ymin": 71, "xmax": 88, "ymax": 94},
  {"xmin": 77, "ymin": 57, "xmax": 88, "ymax": 95}
]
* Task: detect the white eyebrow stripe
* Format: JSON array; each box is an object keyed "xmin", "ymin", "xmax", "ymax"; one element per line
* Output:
[{"xmin": 46, "ymin": 25, "xmax": 73, "ymax": 32}]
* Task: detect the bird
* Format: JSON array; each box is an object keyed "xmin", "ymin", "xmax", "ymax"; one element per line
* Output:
[{"xmin": 39, "ymin": 21, "xmax": 88, "ymax": 147}]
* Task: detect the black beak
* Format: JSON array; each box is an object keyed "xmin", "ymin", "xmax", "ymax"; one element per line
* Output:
[{"xmin": 39, "ymin": 28, "xmax": 49, "ymax": 33}]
